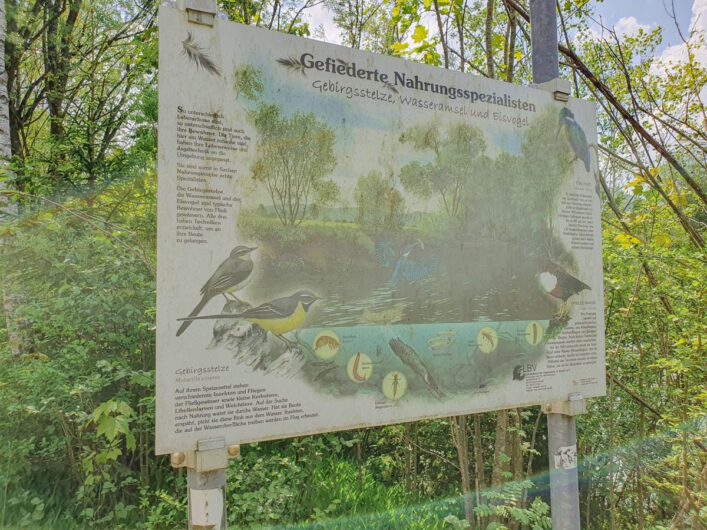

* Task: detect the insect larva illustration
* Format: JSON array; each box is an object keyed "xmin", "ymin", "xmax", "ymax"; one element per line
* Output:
[
  {"xmin": 481, "ymin": 330, "xmax": 496, "ymax": 347},
  {"xmin": 315, "ymin": 335, "xmax": 339, "ymax": 350}
]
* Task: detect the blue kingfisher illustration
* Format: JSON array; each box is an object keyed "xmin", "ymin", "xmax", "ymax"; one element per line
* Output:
[
  {"xmin": 558, "ymin": 107, "xmax": 590, "ymax": 172},
  {"xmin": 375, "ymin": 239, "xmax": 439, "ymax": 288}
]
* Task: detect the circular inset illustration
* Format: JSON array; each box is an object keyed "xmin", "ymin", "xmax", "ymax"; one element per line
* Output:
[
  {"xmin": 525, "ymin": 321, "xmax": 544, "ymax": 346},
  {"xmin": 382, "ymin": 371, "xmax": 407, "ymax": 400},
  {"xmin": 477, "ymin": 327, "xmax": 498, "ymax": 353},
  {"xmin": 427, "ymin": 329, "xmax": 457, "ymax": 351},
  {"xmin": 346, "ymin": 352, "xmax": 373, "ymax": 383},
  {"xmin": 313, "ymin": 330, "xmax": 340, "ymax": 360},
  {"xmin": 452, "ymin": 363, "xmax": 471, "ymax": 387}
]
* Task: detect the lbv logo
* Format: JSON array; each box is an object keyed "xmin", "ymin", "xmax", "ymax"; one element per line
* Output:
[{"xmin": 513, "ymin": 363, "xmax": 537, "ymax": 381}]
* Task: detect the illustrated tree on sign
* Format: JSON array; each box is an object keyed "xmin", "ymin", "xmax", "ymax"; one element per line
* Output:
[
  {"xmin": 399, "ymin": 123, "xmax": 486, "ymax": 219},
  {"xmin": 354, "ymin": 170, "xmax": 405, "ymax": 230},
  {"xmin": 250, "ymin": 104, "xmax": 339, "ymax": 226},
  {"xmin": 517, "ymin": 110, "xmax": 574, "ymax": 254}
]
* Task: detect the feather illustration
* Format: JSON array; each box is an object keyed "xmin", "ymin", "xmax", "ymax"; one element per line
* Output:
[
  {"xmin": 382, "ymin": 81, "xmax": 398, "ymax": 94},
  {"xmin": 336, "ymin": 58, "xmax": 350, "ymax": 67},
  {"xmin": 181, "ymin": 32, "xmax": 221, "ymax": 76},
  {"xmin": 276, "ymin": 56, "xmax": 306, "ymax": 75},
  {"xmin": 389, "ymin": 338, "xmax": 446, "ymax": 400}
]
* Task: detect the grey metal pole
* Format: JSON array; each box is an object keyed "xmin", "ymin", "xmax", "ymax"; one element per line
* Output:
[
  {"xmin": 529, "ymin": 0, "xmax": 559, "ymax": 83},
  {"xmin": 170, "ymin": 439, "xmax": 240, "ymax": 530},
  {"xmin": 530, "ymin": 1, "xmax": 583, "ymax": 528},
  {"xmin": 546, "ymin": 411, "xmax": 581, "ymax": 529}
]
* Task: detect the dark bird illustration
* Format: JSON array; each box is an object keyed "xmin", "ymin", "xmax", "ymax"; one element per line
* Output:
[
  {"xmin": 388, "ymin": 338, "xmax": 446, "ymax": 400},
  {"xmin": 537, "ymin": 259, "xmax": 590, "ymax": 313},
  {"xmin": 176, "ymin": 245, "xmax": 256, "ymax": 337},
  {"xmin": 276, "ymin": 56, "xmax": 306, "ymax": 75},
  {"xmin": 558, "ymin": 107, "xmax": 590, "ymax": 172},
  {"xmin": 178, "ymin": 290, "xmax": 320, "ymax": 342},
  {"xmin": 181, "ymin": 32, "xmax": 221, "ymax": 76},
  {"xmin": 375, "ymin": 239, "xmax": 438, "ymax": 288}
]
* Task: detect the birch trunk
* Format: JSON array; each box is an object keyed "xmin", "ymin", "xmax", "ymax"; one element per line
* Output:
[{"xmin": 0, "ymin": 0, "xmax": 27, "ymax": 357}]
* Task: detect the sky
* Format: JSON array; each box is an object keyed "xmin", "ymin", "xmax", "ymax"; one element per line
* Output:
[{"xmin": 594, "ymin": 0, "xmax": 693, "ymax": 49}]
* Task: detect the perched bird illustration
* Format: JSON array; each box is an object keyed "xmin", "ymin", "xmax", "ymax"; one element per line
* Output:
[
  {"xmin": 375, "ymin": 239, "xmax": 438, "ymax": 288},
  {"xmin": 177, "ymin": 290, "xmax": 320, "ymax": 344},
  {"xmin": 176, "ymin": 245, "xmax": 256, "ymax": 337},
  {"xmin": 558, "ymin": 107, "xmax": 590, "ymax": 172},
  {"xmin": 537, "ymin": 259, "xmax": 590, "ymax": 314}
]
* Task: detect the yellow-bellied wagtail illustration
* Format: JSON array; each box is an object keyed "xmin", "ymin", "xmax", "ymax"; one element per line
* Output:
[
  {"xmin": 177, "ymin": 290, "xmax": 320, "ymax": 341},
  {"xmin": 176, "ymin": 245, "xmax": 256, "ymax": 337}
]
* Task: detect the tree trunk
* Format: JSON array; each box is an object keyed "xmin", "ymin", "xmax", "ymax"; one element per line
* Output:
[
  {"xmin": 507, "ymin": 409, "xmax": 525, "ymax": 530},
  {"xmin": 451, "ymin": 415, "xmax": 474, "ymax": 525},
  {"xmin": 473, "ymin": 413, "xmax": 485, "ymax": 494},
  {"xmin": 0, "ymin": 1, "xmax": 11, "ymax": 166},
  {"xmin": 490, "ymin": 410, "xmax": 509, "ymax": 524},
  {"xmin": 0, "ymin": 0, "xmax": 28, "ymax": 357},
  {"xmin": 432, "ymin": 0, "xmax": 449, "ymax": 69},
  {"xmin": 44, "ymin": 0, "xmax": 81, "ymax": 182},
  {"xmin": 491, "ymin": 410, "xmax": 509, "ymax": 486},
  {"xmin": 4, "ymin": 0, "xmax": 23, "ymax": 164},
  {"xmin": 512, "ymin": 409, "xmax": 523, "ymax": 481},
  {"xmin": 506, "ymin": 9, "xmax": 516, "ymax": 82},
  {"xmin": 404, "ymin": 422, "xmax": 418, "ymax": 493},
  {"xmin": 484, "ymin": 0, "xmax": 495, "ymax": 77}
]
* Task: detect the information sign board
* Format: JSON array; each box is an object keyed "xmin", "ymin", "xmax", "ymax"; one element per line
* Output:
[{"xmin": 156, "ymin": 6, "xmax": 605, "ymax": 454}]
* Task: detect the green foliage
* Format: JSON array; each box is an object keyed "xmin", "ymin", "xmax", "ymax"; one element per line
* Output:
[
  {"xmin": 218, "ymin": 0, "xmax": 312, "ymax": 35},
  {"xmin": 474, "ymin": 482, "xmax": 551, "ymax": 529},
  {"xmin": 0, "ymin": 176, "xmax": 161, "ymax": 528},
  {"xmin": 6, "ymin": 0, "xmax": 157, "ymax": 199}
]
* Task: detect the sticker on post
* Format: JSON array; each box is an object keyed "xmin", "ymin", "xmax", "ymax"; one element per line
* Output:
[
  {"xmin": 553, "ymin": 445, "xmax": 577, "ymax": 470},
  {"xmin": 189, "ymin": 488, "xmax": 224, "ymax": 526}
]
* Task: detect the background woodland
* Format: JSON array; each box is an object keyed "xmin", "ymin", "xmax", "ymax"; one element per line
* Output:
[{"xmin": 0, "ymin": 0, "xmax": 704, "ymax": 528}]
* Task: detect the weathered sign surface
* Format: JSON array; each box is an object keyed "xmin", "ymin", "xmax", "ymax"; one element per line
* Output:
[{"xmin": 156, "ymin": 6, "xmax": 605, "ymax": 454}]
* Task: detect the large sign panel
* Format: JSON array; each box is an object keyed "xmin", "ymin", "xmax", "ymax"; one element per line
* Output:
[{"xmin": 156, "ymin": 6, "xmax": 605, "ymax": 454}]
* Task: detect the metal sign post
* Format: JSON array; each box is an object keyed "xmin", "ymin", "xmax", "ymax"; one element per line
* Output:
[
  {"xmin": 170, "ymin": 438, "xmax": 241, "ymax": 530},
  {"xmin": 530, "ymin": 0, "xmax": 586, "ymax": 527},
  {"xmin": 542, "ymin": 395, "xmax": 585, "ymax": 529}
]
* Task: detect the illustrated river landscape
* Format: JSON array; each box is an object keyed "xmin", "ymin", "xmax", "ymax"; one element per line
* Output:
[{"xmin": 174, "ymin": 55, "xmax": 595, "ymax": 405}]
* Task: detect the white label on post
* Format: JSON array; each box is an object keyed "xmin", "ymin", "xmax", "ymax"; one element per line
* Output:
[
  {"xmin": 553, "ymin": 445, "xmax": 578, "ymax": 470},
  {"xmin": 189, "ymin": 488, "xmax": 224, "ymax": 526}
]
